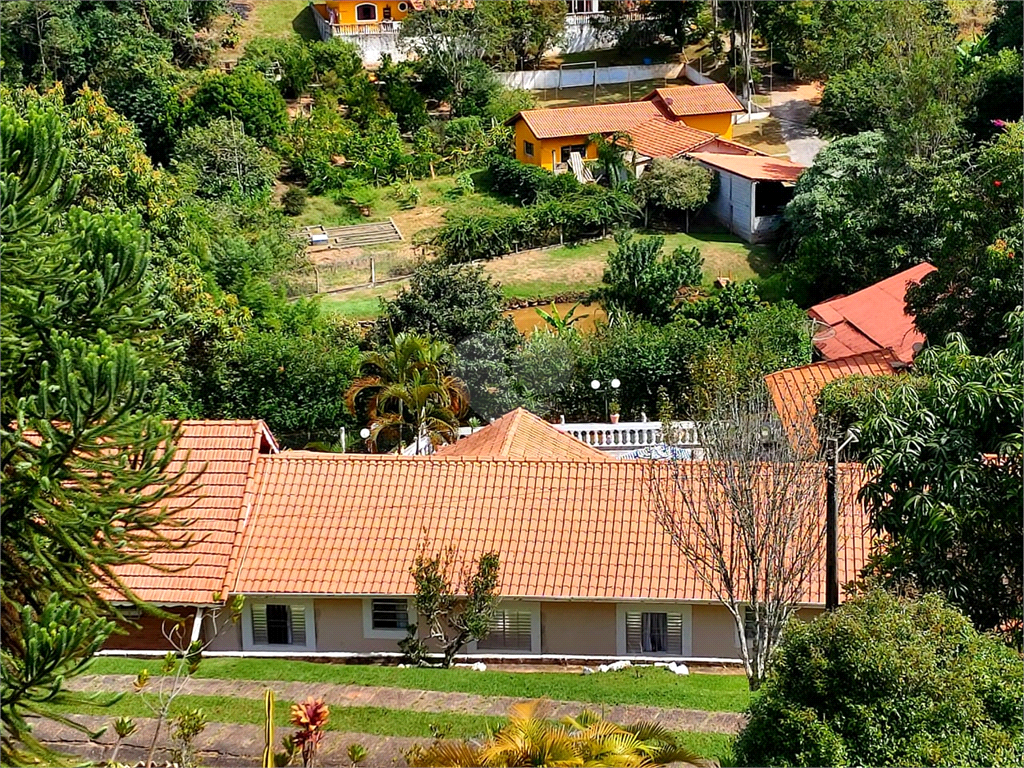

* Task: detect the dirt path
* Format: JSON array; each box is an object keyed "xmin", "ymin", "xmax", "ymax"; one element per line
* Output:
[
  {"xmin": 32, "ymin": 713, "xmax": 417, "ymax": 767},
  {"xmin": 67, "ymin": 675, "xmax": 747, "ymax": 735}
]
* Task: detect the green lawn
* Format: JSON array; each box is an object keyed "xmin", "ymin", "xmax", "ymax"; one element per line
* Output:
[
  {"xmin": 47, "ymin": 693, "xmax": 501, "ymax": 739},
  {"xmin": 49, "ymin": 691, "xmax": 737, "ymax": 764},
  {"xmin": 311, "ymin": 229, "xmax": 776, "ymax": 320},
  {"xmin": 88, "ymin": 658, "xmax": 751, "ymax": 713}
]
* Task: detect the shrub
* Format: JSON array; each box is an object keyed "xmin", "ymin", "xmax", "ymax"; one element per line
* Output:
[
  {"xmin": 281, "ymin": 187, "xmax": 308, "ymax": 216},
  {"xmin": 187, "ymin": 67, "xmax": 288, "ymax": 145},
  {"xmin": 487, "ymin": 154, "xmax": 579, "ymax": 204},
  {"xmin": 174, "ymin": 118, "xmax": 280, "ymax": 201},
  {"xmin": 815, "ymin": 372, "xmax": 916, "ymax": 438},
  {"xmin": 734, "ymin": 590, "xmax": 1024, "ymax": 768},
  {"xmin": 432, "ymin": 186, "xmax": 638, "ymax": 262}
]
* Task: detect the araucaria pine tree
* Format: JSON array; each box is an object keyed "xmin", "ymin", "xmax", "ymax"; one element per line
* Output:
[{"xmin": 1, "ymin": 101, "xmax": 188, "ymax": 764}]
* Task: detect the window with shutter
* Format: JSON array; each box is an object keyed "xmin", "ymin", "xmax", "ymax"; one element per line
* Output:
[
  {"xmin": 625, "ymin": 610, "xmax": 683, "ymax": 655},
  {"xmin": 478, "ymin": 610, "xmax": 533, "ymax": 651},
  {"xmin": 290, "ymin": 604, "xmax": 307, "ymax": 646},
  {"xmin": 251, "ymin": 604, "xmax": 269, "ymax": 645}
]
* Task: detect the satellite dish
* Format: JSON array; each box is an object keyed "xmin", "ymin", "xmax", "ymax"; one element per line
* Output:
[{"xmin": 809, "ymin": 318, "xmax": 836, "ymax": 343}]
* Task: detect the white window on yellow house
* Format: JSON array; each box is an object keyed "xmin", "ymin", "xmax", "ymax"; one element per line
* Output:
[
  {"xmin": 524, "ymin": 140, "xmax": 535, "ymax": 157},
  {"xmin": 356, "ymin": 3, "xmax": 378, "ymax": 21},
  {"xmin": 560, "ymin": 144, "xmax": 588, "ymax": 163}
]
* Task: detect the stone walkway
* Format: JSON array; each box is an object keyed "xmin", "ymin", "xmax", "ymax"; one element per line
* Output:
[
  {"xmin": 33, "ymin": 714, "xmax": 417, "ymax": 767},
  {"xmin": 67, "ymin": 674, "xmax": 746, "ymax": 735}
]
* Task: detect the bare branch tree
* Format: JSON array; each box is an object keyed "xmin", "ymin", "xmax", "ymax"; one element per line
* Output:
[{"xmin": 646, "ymin": 389, "xmax": 848, "ymax": 690}]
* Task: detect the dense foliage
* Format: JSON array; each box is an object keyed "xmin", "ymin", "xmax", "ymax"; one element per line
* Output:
[
  {"xmin": 634, "ymin": 157, "xmax": 714, "ymax": 226},
  {"xmin": 735, "ymin": 591, "xmax": 1024, "ymax": 767},
  {"xmin": 433, "ymin": 186, "xmax": 639, "ymax": 262},
  {"xmin": 856, "ymin": 316, "xmax": 1023, "ymax": 639},
  {"xmin": 600, "ymin": 231, "xmax": 702, "ymax": 324},
  {"xmin": 1, "ymin": 97, "xmax": 185, "ymax": 763}
]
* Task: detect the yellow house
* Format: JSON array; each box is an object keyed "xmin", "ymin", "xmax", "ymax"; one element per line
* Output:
[
  {"xmin": 640, "ymin": 84, "xmax": 743, "ymax": 139},
  {"xmin": 322, "ymin": 0, "xmax": 412, "ymax": 26},
  {"xmin": 507, "ymin": 83, "xmax": 745, "ymax": 169}
]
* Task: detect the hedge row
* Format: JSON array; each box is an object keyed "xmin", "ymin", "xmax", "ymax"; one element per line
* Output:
[
  {"xmin": 487, "ymin": 153, "xmax": 582, "ymax": 204},
  {"xmin": 433, "ymin": 186, "xmax": 640, "ymax": 263}
]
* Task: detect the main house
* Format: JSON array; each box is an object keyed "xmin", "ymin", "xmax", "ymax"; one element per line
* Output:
[
  {"xmin": 507, "ymin": 84, "xmax": 747, "ymax": 171},
  {"xmin": 106, "ymin": 410, "xmax": 872, "ymax": 663}
]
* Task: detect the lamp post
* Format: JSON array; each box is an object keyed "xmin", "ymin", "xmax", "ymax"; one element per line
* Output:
[
  {"xmin": 359, "ymin": 427, "xmax": 372, "ymax": 454},
  {"xmin": 590, "ymin": 377, "xmax": 621, "ymax": 422}
]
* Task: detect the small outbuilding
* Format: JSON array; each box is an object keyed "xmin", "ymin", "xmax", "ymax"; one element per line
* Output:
[{"xmin": 688, "ymin": 152, "xmax": 805, "ymax": 243}]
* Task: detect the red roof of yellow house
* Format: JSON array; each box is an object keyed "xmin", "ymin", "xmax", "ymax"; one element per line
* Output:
[
  {"xmin": 111, "ymin": 420, "xmax": 278, "ymax": 605},
  {"xmin": 688, "ymin": 152, "xmax": 806, "ymax": 182},
  {"xmin": 230, "ymin": 453, "xmax": 871, "ymax": 605},
  {"xmin": 624, "ymin": 116, "xmax": 718, "ymax": 158},
  {"xmin": 643, "ymin": 84, "xmax": 745, "ymax": 117},
  {"xmin": 808, "ymin": 262, "xmax": 937, "ymax": 363},
  {"xmin": 765, "ymin": 351, "xmax": 905, "ymax": 445},
  {"xmin": 434, "ymin": 408, "xmax": 611, "ymax": 461},
  {"xmin": 507, "ymin": 100, "xmax": 665, "ymax": 139}
]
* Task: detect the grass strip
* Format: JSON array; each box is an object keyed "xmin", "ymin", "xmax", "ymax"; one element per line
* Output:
[
  {"xmin": 88, "ymin": 658, "xmax": 751, "ymax": 713},
  {"xmin": 46, "ymin": 692, "xmax": 735, "ymax": 764}
]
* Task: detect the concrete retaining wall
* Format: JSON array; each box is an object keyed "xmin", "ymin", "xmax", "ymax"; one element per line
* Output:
[{"xmin": 497, "ymin": 62, "xmax": 684, "ymax": 90}]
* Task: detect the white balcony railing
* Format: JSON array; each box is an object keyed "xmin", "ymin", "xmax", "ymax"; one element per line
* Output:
[{"xmin": 556, "ymin": 421, "xmax": 699, "ymax": 454}]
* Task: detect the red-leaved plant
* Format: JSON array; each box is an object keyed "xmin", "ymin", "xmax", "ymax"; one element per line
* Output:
[{"xmin": 290, "ymin": 697, "xmax": 330, "ymax": 767}]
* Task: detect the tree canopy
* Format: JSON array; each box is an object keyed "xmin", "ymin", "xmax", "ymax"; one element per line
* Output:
[
  {"xmin": 735, "ymin": 590, "xmax": 1024, "ymax": 768},
  {"xmin": 856, "ymin": 314, "xmax": 1023, "ymax": 639}
]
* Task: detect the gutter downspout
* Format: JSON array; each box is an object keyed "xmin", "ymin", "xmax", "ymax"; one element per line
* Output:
[{"xmin": 190, "ymin": 606, "xmax": 205, "ymax": 645}]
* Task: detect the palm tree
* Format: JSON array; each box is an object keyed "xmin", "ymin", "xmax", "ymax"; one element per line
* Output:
[
  {"xmin": 407, "ymin": 701, "xmax": 714, "ymax": 767},
  {"xmin": 345, "ymin": 330, "xmax": 469, "ymax": 452}
]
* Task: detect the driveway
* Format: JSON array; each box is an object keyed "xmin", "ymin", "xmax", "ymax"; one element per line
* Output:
[{"xmin": 766, "ymin": 82, "xmax": 826, "ymax": 165}]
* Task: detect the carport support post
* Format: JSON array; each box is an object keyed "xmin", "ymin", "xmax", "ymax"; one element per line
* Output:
[{"xmin": 825, "ymin": 436, "xmax": 840, "ymax": 610}]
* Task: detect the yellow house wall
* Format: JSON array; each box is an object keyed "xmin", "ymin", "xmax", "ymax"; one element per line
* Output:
[
  {"xmin": 325, "ymin": 0, "xmax": 410, "ymax": 24},
  {"xmin": 680, "ymin": 112, "xmax": 734, "ymax": 139},
  {"xmin": 513, "ymin": 120, "xmax": 600, "ymax": 170}
]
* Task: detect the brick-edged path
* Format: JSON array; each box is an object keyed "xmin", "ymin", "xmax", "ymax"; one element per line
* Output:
[
  {"xmin": 67, "ymin": 674, "xmax": 746, "ymax": 735},
  {"xmin": 32, "ymin": 714, "xmax": 417, "ymax": 767}
]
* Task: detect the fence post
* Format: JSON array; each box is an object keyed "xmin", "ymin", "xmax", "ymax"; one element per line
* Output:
[
  {"xmin": 370, "ymin": 257, "xmax": 376, "ymax": 285},
  {"xmin": 314, "ymin": 265, "xmax": 321, "ymax": 294}
]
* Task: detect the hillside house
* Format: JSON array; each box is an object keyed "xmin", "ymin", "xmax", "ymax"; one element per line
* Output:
[
  {"xmin": 507, "ymin": 84, "xmax": 746, "ymax": 172},
  {"xmin": 105, "ymin": 413, "xmax": 872, "ymax": 663},
  {"xmin": 313, "ymin": 0, "xmax": 615, "ymax": 64}
]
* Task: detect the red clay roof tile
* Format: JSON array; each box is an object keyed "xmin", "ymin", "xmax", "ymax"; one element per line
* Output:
[
  {"xmin": 808, "ymin": 263, "xmax": 936, "ymax": 363},
  {"xmin": 642, "ymin": 84, "xmax": 745, "ymax": 117},
  {"xmin": 765, "ymin": 350, "xmax": 904, "ymax": 445},
  {"xmin": 434, "ymin": 408, "xmax": 612, "ymax": 461},
  {"xmin": 231, "ymin": 453, "xmax": 871, "ymax": 606}
]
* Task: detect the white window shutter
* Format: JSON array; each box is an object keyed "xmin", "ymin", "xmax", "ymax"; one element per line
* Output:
[
  {"xmin": 625, "ymin": 611, "xmax": 642, "ymax": 654},
  {"xmin": 289, "ymin": 604, "xmax": 307, "ymax": 646},
  {"xmin": 251, "ymin": 604, "xmax": 268, "ymax": 645},
  {"xmin": 666, "ymin": 612, "xmax": 683, "ymax": 655}
]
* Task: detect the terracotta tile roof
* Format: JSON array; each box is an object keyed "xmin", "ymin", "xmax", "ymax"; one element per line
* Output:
[
  {"xmin": 689, "ymin": 151, "xmax": 806, "ymax": 182},
  {"xmin": 112, "ymin": 420, "xmax": 278, "ymax": 605},
  {"xmin": 231, "ymin": 453, "xmax": 871, "ymax": 606},
  {"xmin": 809, "ymin": 263, "xmax": 937, "ymax": 363},
  {"xmin": 434, "ymin": 408, "xmax": 612, "ymax": 461},
  {"xmin": 624, "ymin": 117, "xmax": 718, "ymax": 158},
  {"xmin": 643, "ymin": 84, "xmax": 745, "ymax": 117},
  {"xmin": 508, "ymin": 100, "xmax": 665, "ymax": 140},
  {"xmin": 765, "ymin": 351, "xmax": 904, "ymax": 445}
]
